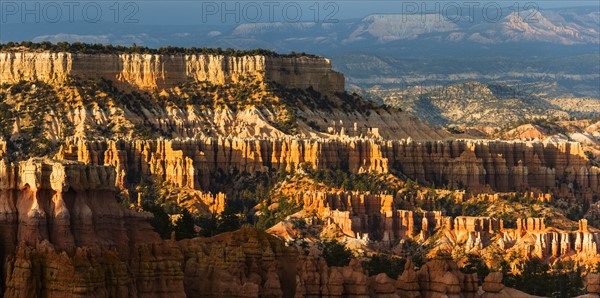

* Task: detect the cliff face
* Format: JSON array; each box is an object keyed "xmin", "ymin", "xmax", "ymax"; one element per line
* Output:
[
  {"xmin": 0, "ymin": 55, "xmax": 448, "ymax": 142},
  {"xmin": 0, "ymin": 160, "xmax": 526, "ymax": 298},
  {"xmin": 0, "ymin": 159, "xmax": 186, "ymax": 297},
  {"xmin": 0, "ymin": 158, "xmax": 159, "ymax": 254},
  {"xmin": 271, "ymin": 188, "xmax": 600, "ymax": 268},
  {"xmin": 55, "ymin": 137, "xmax": 600, "ymax": 196},
  {"xmin": 0, "ymin": 173, "xmax": 568, "ymax": 298},
  {"xmin": 0, "ymin": 51, "xmax": 344, "ymax": 94},
  {"xmin": 176, "ymin": 228, "xmax": 534, "ymax": 298}
]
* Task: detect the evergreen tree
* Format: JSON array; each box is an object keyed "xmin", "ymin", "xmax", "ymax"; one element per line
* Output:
[
  {"xmin": 174, "ymin": 209, "xmax": 196, "ymax": 240},
  {"xmin": 321, "ymin": 240, "xmax": 353, "ymax": 267}
]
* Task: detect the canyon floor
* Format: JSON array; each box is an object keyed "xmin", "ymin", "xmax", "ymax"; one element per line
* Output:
[{"xmin": 0, "ymin": 43, "xmax": 599, "ymax": 297}]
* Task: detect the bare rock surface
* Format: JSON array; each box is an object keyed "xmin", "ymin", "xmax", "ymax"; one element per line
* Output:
[{"xmin": 0, "ymin": 51, "xmax": 344, "ymax": 94}]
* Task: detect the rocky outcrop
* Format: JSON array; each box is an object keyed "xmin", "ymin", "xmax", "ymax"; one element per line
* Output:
[
  {"xmin": 56, "ymin": 137, "xmax": 600, "ymax": 196},
  {"xmin": 416, "ymin": 259, "xmax": 478, "ymax": 297},
  {"xmin": 0, "ymin": 157, "xmax": 576, "ymax": 297},
  {"xmin": 1, "ymin": 48, "xmax": 598, "ymax": 297},
  {"xmin": 0, "ymin": 159, "xmax": 294, "ymax": 297},
  {"xmin": 278, "ymin": 186, "xmax": 600, "ymax": 264},
  {"xmin": 0, "ymin": 158, "xmax": 185, "ymax": 297},
  {"xmin": 4, "ymin": 243, "xmax": 137, "ymax": 297},
  {"xmin": 0, "ymin": 61, "xmax": 451, "ymax": 142},
  {"xmin": 0, "ymin": 51, "xmax": 344, "ymax": 94},
  {"xmin": 0, "ymin": 158, "xmax": 158, "ymax": 255},
  {"xmin": 585, "ymin": 273, "xmax": 600, "ymax": 297},
  {"xmin": 177, "ymin": 227, "xmax": 297, "ymax": 298},
  {"xmin": 393, "ymin": 260, "xmax": 541, "ymax": 298},
  {"xmin": 482, "ymin": 272, "xmax": 505, "ymax": 294},
  {"xmin": 481, "ymin": 272, "xmax": 542, "ymax": 298}
]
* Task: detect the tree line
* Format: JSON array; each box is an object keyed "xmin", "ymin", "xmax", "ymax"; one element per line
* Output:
[{"xmin": 0, "ymin": 41, "xmax": 319, "ymax": 58}]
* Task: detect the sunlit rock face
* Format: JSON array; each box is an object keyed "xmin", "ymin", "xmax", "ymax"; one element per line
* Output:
[
  {"xmin": 0, "ymin": 159, "xmax": 186, "ymax": 297},
  {"xmin": 0, "ymin": 159, "xmax": 544, "ymax": 297},
  {"xmin": 56, "ymin": 137, "xmax": 600, "ymax": 196},
  {"xmin": 0, "ymin": 52, "xmax": 344, "ymax": 94},
  {"xmin": 0, "ymin": 48, "xmax": 598, "ymax": 297}
]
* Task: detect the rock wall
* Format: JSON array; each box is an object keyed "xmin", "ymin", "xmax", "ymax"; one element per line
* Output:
[
  {"xmin": 0, "ymin": 158, "xmax": 158, "ymax": 255},
  {"xmin": 272, "ymin": 187, "xmax": 600, "ymax": 264},
  {"xmin": 0, "ymin": 158, "xmax": 185, "ymax": 297},
  {"xmin": 0, "ymin": 160, "xmax": 571, "ymax": 296},
  {"xmin": 295, "ymin": 256, "xmax": 535, "ymax": 298},
  {"xmin": 178, "ymin": 228, "xmax": 529, "ymax": 298},
  {"xmin": 497, "ymin": 218, "xmax": 600, "ymax": 261},
  {"xmin": 56, "ymin": 137, "xmax": 600, "ymax": 195},
  {"xmin": 0, "ymin": 51, "xmax": 344, "ymax": 94}
]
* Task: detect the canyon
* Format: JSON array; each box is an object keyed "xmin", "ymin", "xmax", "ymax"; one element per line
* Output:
[
  {"xmin": 0, "ymin": 45, "xmax": 599, "ymax": 297},
  {"xmin": 0, "ymin": 158, "xmax": 546, "ymax": 297},
  {"xmin": 274, "ymin": 189, "xmax": 600, "ymax": 265}
]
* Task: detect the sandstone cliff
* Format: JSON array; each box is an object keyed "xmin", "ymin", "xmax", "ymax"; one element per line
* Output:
[
  {"xmin": 177, "ymin": 227, "xmax": 532, "ymax": 298},
  {"xmin": 0, "ymin": 158, "xmax": 186, "ymax": 297},
  {"xmin": 273, "ymin": 186, "xmax": 600, "ymax": 266},
  {"xmin": 55, "ymin": 137, "xmax": 600, "ymax": 196},
  {"xmin": 1, "ymin": 47, "xmax": 597, "ymax": 297},
  {"xmin": 0, "ymin": 60, "xmax": 449, "ymax": 144},
  {"xmin": 0, "ymin": 158, "xmax": 158, "ymax": 254},
  {"xmin": 0, "ymin": 51, "xmax": 344, "ymax": 94},
  {"xmin": 0, "ymin": 158, "xmax": 578, "ymax": 297}
]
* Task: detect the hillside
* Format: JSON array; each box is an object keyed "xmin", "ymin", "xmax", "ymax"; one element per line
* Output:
[
  {"xmin": 362, "ymin": 81, "xmax": 600, "ymax": 127},
  {"xmin": 0, "ymin": 44, "xmax": 450, "ymax": 161}
]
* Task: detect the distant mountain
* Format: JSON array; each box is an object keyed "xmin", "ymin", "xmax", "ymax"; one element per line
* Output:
[
  {"xmin": 7, "ymin": 7, "xmax": 598, "ymax": 51},
  {"xmin": 471, "ymin": 9, "xmax": 600, "ymax": 44},
  {"xmin": 344, "ymin": 14, "xmax": 460, "ymax": 43},
  {"xmin": 213, "ymin": 7, "xmax": 599, "ymax": 49}
]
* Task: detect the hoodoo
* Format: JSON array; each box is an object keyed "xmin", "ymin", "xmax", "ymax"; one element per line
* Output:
[{"xmin": 0, "ymin": 43, "xmax": 598, "ymax": 297}]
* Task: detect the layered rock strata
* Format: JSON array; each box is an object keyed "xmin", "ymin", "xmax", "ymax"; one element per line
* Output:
[
  {"xmin": 294, "ymin": 188, "xmax": 600, "ymax": 264},
  {"xmin": 0, "ymin": 158, "xmax": 185, "ymax": 297},
  {"xmin": 0, "ymin": 162, "xmax": 528, "ymax": 298},
  {"xmin": 56, "ymin": 137, "xmax": 600, "ymax": 195},
  {"xmin": 0, "ymin": 51, "xmax": 344, "ymax": 94},
  {"xmin": 0, "ymin": 158, "xmax": 159, "ymax": 255},
  {"xmin": 178, "ymin": 228, "xmax": 527, "ymax": 298}
]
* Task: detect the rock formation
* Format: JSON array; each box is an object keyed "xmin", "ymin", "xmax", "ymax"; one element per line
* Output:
[
  {"xmin": 0, "ymin": 158, "xmax": 159, "ymax": 255},
  {"xmin": 585, "ymin": 273, "xmax": 600, "ymax": 297},
  {"xmin": 0, "ymin": 50, "xmax": 452, "ymax": 142},
  {"xmin": 0, "ymin": 157, "xmax": 541, "ymax": 297},
  {"xmin": 0, "ymin": 158, "xmax": 185, "ymax": 297},
  {"xmin": 0, "ymin": 51, "xmax": 344, "ymax": 94},
  {"xmin": 1, "ymin": 47, "xmax": 597, "ymax": 297},
  {"xmin": 481, "ymin": 272, "xmax": 541, "ymax": 298},
  {"xmin": 272, "ymin": 186, "xmax": 600, "ymax": 265},
  {"xmin": 56, "ymin": 137, "xmax": 600, "ymax": 196}
]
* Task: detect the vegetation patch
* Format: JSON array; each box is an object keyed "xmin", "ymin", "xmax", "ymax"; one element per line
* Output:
[{"xmin": 0, "ymin": 41, "xmax": 320, "ymax": 58}]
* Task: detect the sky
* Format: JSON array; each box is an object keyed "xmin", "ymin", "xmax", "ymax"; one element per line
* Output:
[
  {"xmin": 1, "ymin": 0, "xmax": 598, "ymax": 25},
  {"xmin": 130, "ymin": 1, "xmax": 600, "ymax": 24}
]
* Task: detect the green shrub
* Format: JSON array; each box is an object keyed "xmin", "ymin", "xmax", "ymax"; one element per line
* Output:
[
  {"xmin": 0, "ymin": 41, "xmax": 320, "ymax": 58},
  {"xmin": 321, "ymin": 240, "xmax": 353, "ymax": 267},
  {"xmin": 363, "ymin": 254, "xmax": 406, "ymax": 279},
  {"xmin": 174, "ymin": 209, "xmax": 196, "ymax": 240},
  {"xmin": 196, "ymin": 205, "xmax": 242, "ymax": 237},
  {"xmin": 460, "ymin": 253, "xmax": 490, "ymax": 284},
  {"xmin": 141, "ymin": 201, "xmax": 173, "ymax": 239},
  {"xmin": 503, "ymin": 258, "xmax": 585, "ymax": 297}
]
